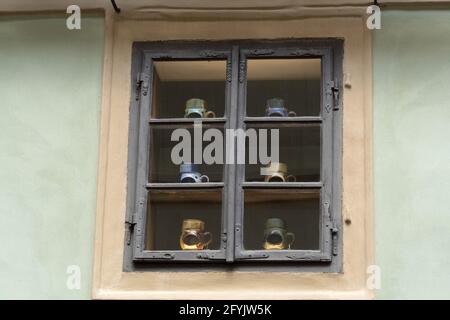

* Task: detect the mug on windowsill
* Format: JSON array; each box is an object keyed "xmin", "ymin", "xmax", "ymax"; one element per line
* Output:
[
  {"xmin": 184, "ymin": 98, "xmax": 216, "ymax": 119},
  {"xmin": 262, "ymin": 162, "xmax": 296, "ymax": 183},
  {"xmin": 180, "ymin": 219, "xmax": 212, "ymax": 250},
  {"xmin": 263, "ymin": 218, "xmax": 295, "ymax": 250},
  {"xmin": 179, "ymin": 163, "xmax": 209, "ymax": 183},
  {"xmin": 265, "ymin": 98, "xmax": 296, "ymax": 117}
]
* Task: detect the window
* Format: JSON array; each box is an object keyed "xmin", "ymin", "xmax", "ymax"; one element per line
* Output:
[{"xmin": 125, "ymin": 40, "xmax": 342, "ymax": 270}]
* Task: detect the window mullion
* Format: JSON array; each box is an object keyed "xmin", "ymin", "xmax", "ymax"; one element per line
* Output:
[
  {"xmin": 233, "ymin": 48, "xmax": 247, "ymax": 260},
  {"xmin": 223, "ymin": 45, "xmax": 241, "ymax": 262}
]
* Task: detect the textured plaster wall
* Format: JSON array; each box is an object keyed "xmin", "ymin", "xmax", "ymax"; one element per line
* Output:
[
  {"xmin": 374, "ymin": 10, "xmax": 450, "ymax": 299},
  {"xmin": 0, "ymin": 15, "xmax": 104, "ymax": 299},
  {"xmin": 2, "ymin": 8, "xmax": 450, "ymax": 300}
]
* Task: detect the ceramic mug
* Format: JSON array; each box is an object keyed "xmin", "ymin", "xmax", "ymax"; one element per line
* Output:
[
  {"xmin": 180, "ymin": 219, "xmax": 212, "ymax": 250},
  {"xmin": 262, "ymin": 162, "xmax": 296, "ymax": 182},
  {"xmin": 184, "ymin": 98, "xmax": 216, "ymax": 119},
  {"xmin": 263, "ymin": 218, "xmax": 295, "ymax": 250},
  {"xmin": 179, "ymin": 163, "xmax": 209, "ymax": 183},
  {"xmin": 265, "ymin": 98, "xmax": 296, "ymax": 117}
]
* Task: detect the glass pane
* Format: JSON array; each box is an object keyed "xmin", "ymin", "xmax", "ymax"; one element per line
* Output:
[
  {"xmin": 243, "ymin": 189, "xmax": 320, "ymax": 250},
  {"xmin": 149, "ymin": 124, "xmax": 224, "ymax": 183},
  {"xmin": 245, "ymin": 124, "xmax": 320, "ymax": 182},
  {"xmin": 152, "ymin": 60, "xmax": 226, "ymax": 118},
  {"xmin": 145, "ymin": 189, "xmax": 222, "ymax": 250},
  {"xmin": 246, "ymin": 58, "xmax": 321, "ymax": 117}
]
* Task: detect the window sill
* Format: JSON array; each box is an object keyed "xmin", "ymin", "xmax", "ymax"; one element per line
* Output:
[{"xmin": 94, "ymin": 274, "xmax": 373, "ymax": 300}]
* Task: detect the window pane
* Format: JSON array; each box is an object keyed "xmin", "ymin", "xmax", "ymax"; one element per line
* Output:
[
  {"xmin": 245, "ymin": 124, "xmax": 320, "ymax": 182},
  {"xmin": 243, "ymin": 189, "xmax": 320, "ymax": 250},
  {"xmin": 152, "ymin": 60, "xmax": 226, "ymax": 118},
  {"xmin": 246, "ymin": 58, "xmax": 321, "ymax": 117},
  {"xmin": 149, "ymin": 124, "xmax": 224, "ymax": 183},
  {"xmin": 145, "ymin": 189, "xmax": 222, "ymax": 250}
]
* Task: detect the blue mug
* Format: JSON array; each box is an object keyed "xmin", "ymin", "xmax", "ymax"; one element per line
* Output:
[
  {"xmin": 179, "ymin": 164, "xmax": 209, "ymax": 183},
  {"xmin": 265, "ymin": 98, "xmax": 296, "ymax": 117}
]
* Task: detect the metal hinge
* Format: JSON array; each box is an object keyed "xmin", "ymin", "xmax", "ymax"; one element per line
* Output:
[
  {"xmin": 196, "ymin": 252, "xmax": 224, "ymax": 260},
  {"xmin": 135, "ymin": 72, "xmax": 149, "ymax": 100},
  {"xmin": 239, "ymin": 60, "xmax": 246, "ymax": 83},
  {"xmin": 221, "ymin": 232, "xmax": 227, "ymax": 249},
  {"xmin": 286, "ymin": 255, "xmax": 315, "ymax": 261},
  {"xmin": 238, "ymin": 253, "xmax": 269, "ymax": 260},
  {"xmin": 125, "ymin": 214, "xmax": 136, "ymax": 246},
  {"xmin": 146, "ymin": 253, "xmax": 175, "ymax": 260},
  {"xmin": 327, "ymin": 80, "xmax": 341, "ymax": 112},
  {"xmin": 249, "ymin": 49, "xmax": 275, "ymax": 56},
  {"xmin": 324, "ymin": 202, "xmax": 339, "ymax": 256},
  {"xmin": 226, "ymin": 59, "xmax": 232, "ymax": 83}
]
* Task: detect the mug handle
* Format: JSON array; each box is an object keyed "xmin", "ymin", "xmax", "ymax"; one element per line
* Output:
[
  {"xmin": 201, "ymin": 232, "xmax": 212, "ymax": 248},
  {"xmin": 180, "ymin": 175, "xmax": 192, "ymax": 183},
  {"xmin": 205, "ymin": 110, "xmax": 216, "ymax": 118},
  {"xmin": 200, "ymin": 175, "xmax": 209, "ymax": 183},
  {"xmin": 268, "ymin": 175, "xmax": 284, "ymax": 182},
  {"xmin": 286, "ymin": 175, "xmax": 296, "ymax": 182},
  {"xmin": 286, "ymin": 232, "xmax": 295, "ymax": 249},
  {"xmin": 288, "ymin": 110, "xmax": 297, "ymax": 117}
]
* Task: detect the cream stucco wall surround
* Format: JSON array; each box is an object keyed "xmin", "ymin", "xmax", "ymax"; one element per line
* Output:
[{"xmin": 92, "ymin": 10, "xmax": 374, "ymax": 299}]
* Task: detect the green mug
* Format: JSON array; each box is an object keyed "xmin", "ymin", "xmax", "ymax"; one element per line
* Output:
[
  {"xmin": 263, "ymin": 218, "xmax": 295, "ymax": 250},
  {"xmin": 184, "ymin": 98, "xmax": 216, "ymax": 119}
]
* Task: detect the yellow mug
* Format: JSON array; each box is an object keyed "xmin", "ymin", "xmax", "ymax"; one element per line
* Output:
[
  {"xmin": 179, "ymin": 219, "xmax": 212, "ymax": 250},
  {"xmin": 262, "ymin": 162, "xmax": 296, "ymax": 182}
]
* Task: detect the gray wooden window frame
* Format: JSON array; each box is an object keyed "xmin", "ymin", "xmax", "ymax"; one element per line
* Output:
[{"xmin": 124, "ymin": 39, "xmax": 343, "ymax": 271}]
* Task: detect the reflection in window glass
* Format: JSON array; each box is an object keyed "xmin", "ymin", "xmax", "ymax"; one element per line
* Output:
[
  {"xmin": 243, "ymin": 189, "xmax": 320, "ymax": 250},
  {"xmin": 148, "ymin": 125, "xmax": 224, "ymax": 183},
  {"xmin": 152, "ymin": 60, "xmax": 226, "ymax": 118},
  {"xmin": 246, "ymin": 58, "xmax": 321, "ymax": 117},
  {"xmin": 145, "ymin": 189, "xmax": 222, "ymax": 250},
  {"xmin": 245, "ymin": 124, "xmax": 321, "ymax": 182}
]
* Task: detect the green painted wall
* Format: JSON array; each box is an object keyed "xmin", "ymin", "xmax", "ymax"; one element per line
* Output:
[
  {"xmin": 1, "ymin": 9, "xmax": 450, "ymax": 300},
  {"xmin": 374, "ymin": 10, "xmax": 450, "ymax": 299},
  {"xmin": 0, "ymin": 15, "xmax": 104, "ymax": 299}
]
